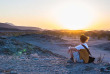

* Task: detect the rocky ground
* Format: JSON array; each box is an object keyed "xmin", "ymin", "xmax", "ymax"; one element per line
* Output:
[
  {"xmin": 0, "ymin": 55, "xmax": 109, "ymax": 74},
  {"xmin": 0, "ymin": 35, "xmax": 110, "ymax": 74},
  {"xmin": 94, "ymin": 42, "xmax": 110, "ymax": 51}
]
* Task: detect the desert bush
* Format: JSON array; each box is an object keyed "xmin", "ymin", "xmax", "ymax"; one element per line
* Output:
[
  {"xmin": 97, "ymin": 35, "xmax": 102, "ymax": 40},
  {"xmin": 107, "ymin": 35, "xmax": 110, "ymax": 41},
  {"xmin": 97, "ymin": 54, "xmax": 104, "ymax": 63},
  {"xmin": 0, "ymin": 48, "xmax": 14, "ymax": 55},
  {"xmin": 108, "ymin": 38, "xmax": 110, "ymax": 41}
]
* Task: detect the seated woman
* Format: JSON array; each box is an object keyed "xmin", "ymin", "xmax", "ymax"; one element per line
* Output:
[{"xmin": 68, "ymin": 34, "xmax": 90, "ymax": 63}]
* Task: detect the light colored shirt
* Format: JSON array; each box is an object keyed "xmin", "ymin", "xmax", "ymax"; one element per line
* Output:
[
  {"xmin": 73, "ymin": 43, "xmax": 88, "ymax": 62},
  {"xmin": 75, "ymin": 43, "xmax": 88, "ymax": 50}
]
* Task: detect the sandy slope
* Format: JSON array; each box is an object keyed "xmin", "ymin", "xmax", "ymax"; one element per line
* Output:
[
  {"xmin": 15, "ymin": 34, "xmax": 110, "ymax": 63},
  {"xmin": 0, "ymin": 34, "xmax": 110, "ymax": 73},
  {"xmin": 0, "ymin": 55, "xmax": 107, "ymax": 74},
  {"xmin": 0, "ymin": 36, "xmax": 108, "ymax": 74}
]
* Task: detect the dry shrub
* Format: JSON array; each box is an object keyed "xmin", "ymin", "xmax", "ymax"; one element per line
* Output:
[{"xmin": 97, "ymin": 54, "xmax": 105, "ymax": 63}]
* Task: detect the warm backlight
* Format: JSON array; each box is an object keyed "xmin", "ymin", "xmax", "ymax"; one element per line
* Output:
[{"xmin": 52, "ymin": 3, "xmax": 98, "ymax": 30}]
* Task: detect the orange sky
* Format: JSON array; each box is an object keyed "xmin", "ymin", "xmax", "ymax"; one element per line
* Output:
[{"xmin": 0, "ymin": 0, "xmax": 110, "ymax": 30}]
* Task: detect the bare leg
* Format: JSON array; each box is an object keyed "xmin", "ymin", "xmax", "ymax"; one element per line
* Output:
[
  {"xmin": 71, "ymin": 51, "xmax": 78, "ymax": 63},
  {"xmin": 69, "ymin": 51, "xmax": 77, "ymax": 63},
  {"xmin": 67, "ymin": 50, "xmax": 76, "ymax": 63}
]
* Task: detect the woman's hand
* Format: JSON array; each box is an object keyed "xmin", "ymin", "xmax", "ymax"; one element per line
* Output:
[{"xmin": 68, "ymin": 49, "xmax": 73, "ymax": 54}]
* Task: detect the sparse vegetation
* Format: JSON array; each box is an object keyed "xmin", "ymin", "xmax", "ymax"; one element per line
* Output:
[
  {"xmin": 97, "ymin": 54, "xmax": 105, "ymax": 63},
  {"xmin": 0, "ymin": 30, "xmax": 109, "ymax": 73},
  {"xmin": 107, "ymin": 34, "xmax": 110, "ymax": 41},
  {"xmin": 0, "ymin": 37, "xmax": 38, "ymax": 55},
  {"xmin": 0, "ymin": 30, "xmax": 110, "ymax": 40}
]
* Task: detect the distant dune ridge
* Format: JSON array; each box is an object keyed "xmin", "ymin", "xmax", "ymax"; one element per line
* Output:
[{"xmin": 0, "ymin": 23, "xmax": 42, "ymax": 31}]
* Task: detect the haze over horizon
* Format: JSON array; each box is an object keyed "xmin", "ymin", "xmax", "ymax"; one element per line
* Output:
[{"xmin": 0, "ymin": 0, "xmax": 110, "ymax": 30}]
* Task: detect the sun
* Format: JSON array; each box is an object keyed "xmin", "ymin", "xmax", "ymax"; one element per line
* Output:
[{"xmin": 51, "ymin": 2, "xmax": 97, "ymax": 30}]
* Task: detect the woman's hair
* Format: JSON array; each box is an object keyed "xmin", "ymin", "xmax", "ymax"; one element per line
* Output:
[{"xmin": 80, "ymin": 34, "xmax": 89, "ymax": 43}]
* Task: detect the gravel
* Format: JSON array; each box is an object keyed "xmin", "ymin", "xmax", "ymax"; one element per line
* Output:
[{"xmin": 0, "ymin": 36, "xmax": 108, "ymax": 74}]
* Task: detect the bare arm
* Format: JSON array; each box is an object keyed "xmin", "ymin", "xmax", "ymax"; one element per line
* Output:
[{"xmin": 68, "ymin": 48, "xmax": 78, "ymax": 53}]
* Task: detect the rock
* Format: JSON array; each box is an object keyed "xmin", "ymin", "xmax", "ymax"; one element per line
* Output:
[
  {"xmin": 33, "ymin": 58, "xmax": 39, "ymax": 60},
  {"xmin": 20, "ymin": 57, "xmax": 25, "ymax": 59},
  {"xmin": 4, "ymin": 70, "xmax": 11, "ymax": 73},
  {"xmin": 0, "ymin": 36, "xmax": 7, "ymax": 39},
  {"xmin": 30, "ymin": 53, "xmax": 39, "ymax": 58},
  {"xmin": 10, "ymin": 71, "xmax": 17, "ymax": 74},
  {"xmin": 43, "ymin": 58, "xmax": 50, "ymax": 60},
  {"xmin": 13, "ymin": 40, "xmax": 22, "ymax": 45},
  {"xmin": 100, "ymin": 66, "xmax": 110, "ymax": 72},
  {"xmin": 84, "ymin": 66, "xmax": 94, "ymax": 71},
  {"xmin": 0, "ymin": 48, "xmax": 14, "ymax": 55}
]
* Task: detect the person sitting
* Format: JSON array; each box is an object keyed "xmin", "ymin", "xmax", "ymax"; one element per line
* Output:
[{"xmin": 67, "ymin": 34, "xmax": 90, "ymax": 63}]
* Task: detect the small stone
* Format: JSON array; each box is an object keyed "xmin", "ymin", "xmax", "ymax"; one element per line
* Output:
[
  {"xmin": 0, "ymin": 36, "xmax": 7, "ymax": 39},
  {"xmin": 10, "ymin": 71, "xmax": 17, "ymax": 74},
  {"xmin": 44, "ymin": 58, "xmax": 50, "ymax": 60},
  {"xmin": 30, "ymin": 53, "xmax": 39, "ymax": 58},
  {"xmin": 20, "ymin": 57, "xmax": 25, "ymax": 59},
  {"xmin": 33, "ymin": 58, "xmax": 39, "ymax": 60}
]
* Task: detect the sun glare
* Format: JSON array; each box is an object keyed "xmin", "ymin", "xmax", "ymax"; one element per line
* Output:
[{"xmin": 52, "ymin": 2, "xmax": 98, "ymax": 30}]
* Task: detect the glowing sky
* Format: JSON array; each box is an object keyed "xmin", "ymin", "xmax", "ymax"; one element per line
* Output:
[{"xmin": 0, "ymin": 0, "xmax": 110, "ymax": 30}]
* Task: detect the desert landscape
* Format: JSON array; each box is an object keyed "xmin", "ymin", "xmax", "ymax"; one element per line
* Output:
[
  {"xmin": 0, "ymin": 0, "xmax": 110, "ymax": 73},
  {"xmin": 0, "ymin": 23, "xmax": 110, "ymax": 74}
]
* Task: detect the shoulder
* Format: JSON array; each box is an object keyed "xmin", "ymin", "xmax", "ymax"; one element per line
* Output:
[
  {"xmin": 83, "ymin": 43, "xmax": 89, "ymax": 48},
  {"xmin": 75, "ymin": 44, "xmax": 83, "ymax": 50},
  {"xmin": 75, "ymin": 43, "xmax": 88, "ymax": 50}
]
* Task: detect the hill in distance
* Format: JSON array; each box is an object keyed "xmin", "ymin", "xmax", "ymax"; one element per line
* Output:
[{"xmin": 0, "ymin": 23, "xmax": 42, "ymax": 31}]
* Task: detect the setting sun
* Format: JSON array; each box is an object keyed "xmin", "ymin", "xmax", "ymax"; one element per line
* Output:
[
  {"xmin": 0, "ymin": 0, "xmax": 109, "ymax": 30},
  {"xmin": 51, "ymin": 2, "xmax": 98, "ymax": 30}
]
